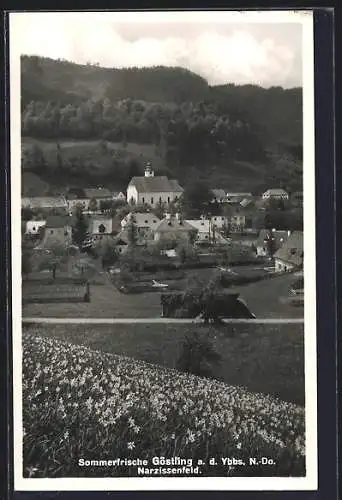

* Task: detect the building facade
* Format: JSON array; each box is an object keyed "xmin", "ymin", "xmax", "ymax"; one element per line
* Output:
[{"xmin": 127, "ymin": 164, "xmax": 183, "ymax": 206}]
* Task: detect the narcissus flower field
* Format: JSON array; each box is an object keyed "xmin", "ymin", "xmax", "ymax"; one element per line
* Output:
[{"xmin": 22, "ymin": 333, "xmax": 305, "ymax": 478}]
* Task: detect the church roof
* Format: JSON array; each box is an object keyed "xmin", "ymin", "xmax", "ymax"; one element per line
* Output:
[{"xmin": 128, "ymin": 176, "xmax": 183, "ymax": 193}]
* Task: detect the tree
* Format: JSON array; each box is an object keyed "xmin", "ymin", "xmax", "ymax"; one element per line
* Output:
[
  {"xmin": 126, "ymin": 213, "xmax": 138, "ymax": 247},
  {"xmin": 182, "ymin": 181, "xmax": 212, "ymax": 216},
  {"xmin": 72, "ymin": 209, "xmax": 89, "ymax": 247},
  {"xmin": 177, "ymin": 330, "xmax": 221, "ymax": 378},
  {"xmin": 88, "ymin": 197, "xmax": 98, "ymax": 213}
]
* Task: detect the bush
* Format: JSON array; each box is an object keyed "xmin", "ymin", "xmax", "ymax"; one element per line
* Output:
[{"xmin": 177, "ymin": 330, "xmax": 222, "ymax": 378}]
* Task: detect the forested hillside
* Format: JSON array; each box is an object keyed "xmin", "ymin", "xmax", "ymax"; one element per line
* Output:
[{"xmin": 21, "ymin": 55, "xmax": 303, "ymax": 195}]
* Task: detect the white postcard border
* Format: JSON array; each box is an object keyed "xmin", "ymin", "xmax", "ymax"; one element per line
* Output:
[{"xmin": 10, "ymin": 9, "xmax": 317, "ymax": 491}]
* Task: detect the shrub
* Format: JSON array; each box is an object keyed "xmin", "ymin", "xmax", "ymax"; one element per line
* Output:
[{"xmin": 176, "ymin": 330, "xmax": 222, "ymax": 378}]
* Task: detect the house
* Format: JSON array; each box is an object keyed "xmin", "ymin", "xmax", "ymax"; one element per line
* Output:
[
  {"xmin": 113, "ymin": 232, "xmax": 130, "ymax": 255},
  {"xmin": 274, "ymin": 231, "xmax": 304, "ymax": 272},
  {"xmin": 256, "ymin": 229, "xmax": 290, "ymax": 257},
  {"xmin": 186, "ymin": 218, "xmax": 228, "ymax": 243},
  {"xmin": 112, "ymin": 191, "xmax": 126, "ymax": 202},
  {"xmin": 67, "ymin": 187, "xmax": 114, "ymax": 212},
  {"xmin": 88, "ymin": 215, "xmax": 121, "ymax": 241},
  {"xmin": 25, "ymin": 219, "xmax": 47, "ymax": 235},
  {"xmin": 121, "ymin": 212, "xmax": 161, "ymax": 242},
  {"xmin": 262, "ymin": 188, "xmax": 289, "ymax": 201},
  {"xmin": 21, "ymin": 196, "xmax": 68, "ymax": 212},
  {"xmin": 126, "ymin": 163, "xmax": 184, "ymax": 206},
  {"xmin": 210, "ymin": 215, "xmax": 227, "ymax": 229},
  {"xmin": 39, "ymin": 215, "xmax": 72, "ymax": 248},
  {"xmin": 154, "ymin": 213, "xmax": 196, "ymax": 244},
  {"xmin": 225, "ymin": 192, "xmax": 253, "ymax": 204}
]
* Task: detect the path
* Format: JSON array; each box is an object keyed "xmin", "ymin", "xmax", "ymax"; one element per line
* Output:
[{"xmin": 22, "ymin": 317, "xmax": 304, "ymax": 325}]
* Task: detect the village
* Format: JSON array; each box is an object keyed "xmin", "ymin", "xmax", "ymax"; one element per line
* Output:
[{"xmin": 21, "ymin": 161, "xmax": 304, "ymax": 321}]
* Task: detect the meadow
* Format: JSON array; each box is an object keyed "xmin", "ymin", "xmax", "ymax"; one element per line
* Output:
[
  {"xmin": 23, "ymin": 322, "xmax": 304, "ymax": 405},
  {"xmin": 22, "ymin": 267, "xmax": 304, "ymax": 320},
  {"xmin": 22, "ymin": 331, "xmax": 305, "ymax": 478}
]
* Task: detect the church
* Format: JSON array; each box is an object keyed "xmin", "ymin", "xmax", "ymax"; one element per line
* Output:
[{"xmin": 126, "ymin": 163, "xmax": 184, "ymax": 207}]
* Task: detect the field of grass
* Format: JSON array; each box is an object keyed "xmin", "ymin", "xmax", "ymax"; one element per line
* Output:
[
  {"xmin": 22, "ymin": 266, "xmax": 304, "ymax": 319},
  {"xmin": 23, "ymin": 322, "xmax": 304, "ymax": 405}
]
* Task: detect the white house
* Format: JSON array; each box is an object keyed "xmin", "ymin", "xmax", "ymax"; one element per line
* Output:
[
  {"xmin": 126, "ymin": 163, "xmax": 184, "ymax": 206},
  {"xmin": 186, "ymin": 219, "xmax": 228, "ymax": 243},
  {"xmin": 112, "ymin": 191, "xmax": 126, "ymax": 202},
  {"xmin": 274, "ymin": 231, "xmax": 303, "ymax": 272},
  {"xmin": 25, "ymin": 219, "xmax": 47, "ymax": 235},
  {"xmin": 88, "ymin": 215, "xmax": 121, "ymax": 241},
  {"xmin": 262, "ymin": 188, "xmax": 289, "ymax": 201}
]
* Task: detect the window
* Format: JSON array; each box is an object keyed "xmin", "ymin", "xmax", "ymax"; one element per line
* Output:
[
  {"xmin": 153, "ymin": 220, "xmax": 156, "ymax": 223},
  {"xmin": 144, "ymin": 220, "xmax": 148, "ymax": 224},
  {"xmin": 159, "ymin": 197, "xmax": 162, "ymax": 203},
  {"xmin": 32, "ymin": 226, "xmax": 36, "ymax": 232},
  {"xmin": 290, "ymin": 248, "xmax": 296, "ymax": 255},
  {"xmin": 175, "ymin": 196, "xmax": 178, "ymax": 201},
  {"xmin": 98, "ymin": 224, "xmax": 106, "ymax": 233},
  {"xmin": 167, "ymin": 197, "xmax": 170, "ymax": 203},
  {"xmin": 64, "ymin": 230, "xmax": 69, "ymax": 236},
  {"xmin": 142, "ymin": 197, "xmax": 145, "ymax": 204},
  {"xmin": 201, "ymin": 222, "xmax": 204, "ymax": 226},
  {"xmin": 151, "ymin": 197, "xmax": 154, "ymax": 204},
  {"xmin": 50, "ymin": 230, "xmax": 54, "ymax": 234}
]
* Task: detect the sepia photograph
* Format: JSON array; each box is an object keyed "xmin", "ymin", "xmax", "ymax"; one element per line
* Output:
[{"xmin": 10, "ymin": 10, "xmax": 317, "ymax": 491}]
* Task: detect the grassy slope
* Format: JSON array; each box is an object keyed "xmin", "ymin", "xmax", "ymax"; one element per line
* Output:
[
  {"xmin": 23, "ymin": 322, "xmax": 304, "ymax": 405},
  {"xmin": 21, "ymin": 137, "xmax": 270, "ymax": 195}
]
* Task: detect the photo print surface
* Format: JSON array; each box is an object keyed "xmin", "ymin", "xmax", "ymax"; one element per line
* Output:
[{"xmin": 10, "ymin": 9, "xmax": 317, "ymax": 491}]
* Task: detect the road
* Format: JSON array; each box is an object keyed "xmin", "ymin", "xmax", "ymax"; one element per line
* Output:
[{"xmin": 22, "ymin": 317, "xmax": 304, "ymax": 325}]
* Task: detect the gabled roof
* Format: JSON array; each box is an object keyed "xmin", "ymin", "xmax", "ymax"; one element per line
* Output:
[
  {"xmin": 122, "ymin": 212, "xmax": 161, "ymax": 228},
  {"xmin": 256, "ymin": 229, "xmax": 289, "ymax": 249},
  {"xmin": 128, "ymin": 176, "xmax": 184, "ymax": 193},
  {"xmin": 274, "ymin": 231, "xmax": 304, "ymax": 267},
  {"xmin": 83, "ymin": 188, "xmax": 113, "ymax": 199},
  {"xmin": 186, "ymin": 219, "xmax": 210, "ymax": 233},
  {"xmin": 155, "ymin": 217, "xmax": 195, "ymax": 233},
  {"xmin": 22, "ymin": 196, "xmax": 68, "ymax": 209},
  {"xmin": 263, "ymin": 188, "xmax": 288, "ymax": 196},
  {"xmin": 45, "ymin": 215, "xmax": 71, "ymax": 228}
]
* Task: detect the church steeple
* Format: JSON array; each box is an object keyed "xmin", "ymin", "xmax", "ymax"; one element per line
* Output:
[{"xmin": 144, "ymin": 162, "xmax": 154, "ymax": 177}]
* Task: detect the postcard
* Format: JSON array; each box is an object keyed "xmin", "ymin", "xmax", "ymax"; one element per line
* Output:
[{"xmin": 10, "ymin": 9, "xmax": 317, "ymax": 491}]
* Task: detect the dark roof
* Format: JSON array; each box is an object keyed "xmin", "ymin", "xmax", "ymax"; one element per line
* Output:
[
  {"xmin": 256, "ymin": 229, "xmax": 289, "ymax": 249},
  {"xmin": 45, "ymin": 215, "xmax": 71, "ymax": 228},
  {"xmin": 67, "ymin": 188, "xmax": 112, "ymax": 199},
  {"xmin": 274, "ymin": 231, "xmax": 304, "ymax": 266},
  {"xmin": 83, "ymin": 188, "xmax": 112, "ymax": 199},
  {"xmin": 128, "ymin": 176, "xmax": 184, "ymax": 193}
]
